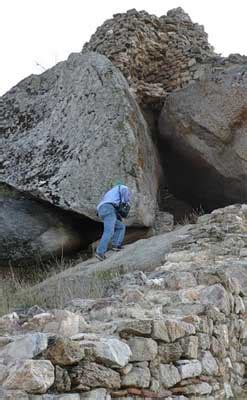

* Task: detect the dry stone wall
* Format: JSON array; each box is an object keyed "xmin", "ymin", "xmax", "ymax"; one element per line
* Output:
[
  {"xmin": 0, "ymin": 273, "xmax": 246, "ymax": 399},
  {"xmin": 83, "ymin": 7, "xmax": 247, "ymax": 115},
  {"xmin": 1, "ymin": 205, "xmax": 247, "ymax": 399},
  {"xmin": 83, "ymin": 7, "xmax": 214, "ymax": 108}
]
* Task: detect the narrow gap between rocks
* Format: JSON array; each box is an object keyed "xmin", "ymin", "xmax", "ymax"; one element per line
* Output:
[
  {"xmin": 157, "ymin": 134, "xmax": 244, "ymax": 218},
  {"xmin": 145, "ymin": 108, "xmax": 241, "ymax": 223}
]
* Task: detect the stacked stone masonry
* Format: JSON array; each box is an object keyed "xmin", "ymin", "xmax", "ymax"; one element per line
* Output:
[
  {"xmin": 83, "ymin": 7, "xmax": 247, "ymax": 111},
  {"xmin": 0, "ymin": 288, "xmax": 246, "ymax": 399},
  {"xmin": 83, "ymin": 7, "xmax": 215, "ymax": 108},
  {"xmin": 1, "ymin": 205, "xmax": 247, "ymax": 399}
]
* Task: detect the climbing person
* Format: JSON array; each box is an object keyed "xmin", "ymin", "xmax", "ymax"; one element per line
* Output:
[{"xmin": 95, "ymin": 180, "xmax": 131, "ymax": 261}]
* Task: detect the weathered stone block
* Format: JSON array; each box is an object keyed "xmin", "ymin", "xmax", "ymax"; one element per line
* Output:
[
  {"xmin": 23, "ymin": 310, "xmax": 87, "ymax": 337},
  {"xmin": 0, "ymin": 333, "xmax": 48, "ymax": 361},
  {"xmin": 200, "ymin": 284, "xmax": 231, "ymax": 315},
  {"xmin": 158, "ymin": 342, "xmax": 183, "ymax": 363},
  {"xmin": 176, "ymin": 360, "xmax": 202, "ymax": 379},
  {"xmin": 165, "ymin": 319, "xmax": 195, "ymax": 342},
  {"xmin": 54, "ymin": 365, "xmax": 71, "ymax": 392},
  {"xmin": 197, "ymin": 333, "xmax": 210, "ymax": 350},
  {"xmin": 201, "ymin": 351, "xmax": 218, "ymax": 375},
  {"xmin": 0, "ymin": 389, "xmax": 29, "ymax": 400},
  {"xmin": 46, "ymin": 337, "xmax": 85, "ymax": 366},
  {"xmin": 94, "ymin": 338, "xmax": 132, "ymax": 368},
  {"xmin": 152, "ymin": 320, "xmax": 169, "ymax": 342},
  {"xmin": 69, "ymin": 362, "xmax": 121, "ymax": 390},
  {"xmin": 180, "ymin": 336, "xmax": 198, "ymax": 359},
  {"xmin": 128, "ymin": 337, "xmax": 158, "ymax": 361},
  {"xmin": 117, "ymin": 319, "xmax": 152, "ymax": 338},
  {"xmin": 3, "ymin": 360, "xmax": 54, "ymax": 394},
  {"xmin": 159, "ymin": 364, "xmax": 181, "ymax": 388},
  {"xmin": 213, "ymin": 324, "xmax": 229, "ymax": 348},
  {"xmin": 122, "ymin": 366, "xmax": 151, "ymax": 388},
  {"xmin": 185, "ymin": 382, "xmax": 212, "ymax": 395}
]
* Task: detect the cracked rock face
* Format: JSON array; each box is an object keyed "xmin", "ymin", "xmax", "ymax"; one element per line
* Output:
[
  {"xmin": 0, "ymin": 52, "xmax": 159, "ymax": 228},
  {"xmin": 159, "ymin": 65, "xmax": 247, "ymax": 210}
]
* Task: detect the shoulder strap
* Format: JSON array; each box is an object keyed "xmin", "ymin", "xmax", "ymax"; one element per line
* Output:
[{"xmin": 118, "ymin": 185, "xmax": 122, "ymax": 204}]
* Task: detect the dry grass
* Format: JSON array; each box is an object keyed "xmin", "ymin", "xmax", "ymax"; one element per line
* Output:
[
  {"xmin": 0, "ymin": 251, "xmax": 121, "ymax": 316},
  {"xmin": 0, "ymin": 249, "xmax": 93, "ymax": 316},
  {"xmin": 13, "ymin": 267, "xmax": 121, "ymax": 312},
  {"xmin": 179, "ymin": 205, "xmax": 205, "ymax": 225}
]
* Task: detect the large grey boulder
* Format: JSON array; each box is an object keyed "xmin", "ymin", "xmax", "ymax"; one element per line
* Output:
[
  {"xmin": 0, "ymin": 183, "xmax": 100, "ymax": 266},
  {"xmin": 0, "ymin": 52, "xmax": 159, "ymax": 227},
  {"xmin": 159, "ymin": 65, "xmax": 247, "ymax": 210}
]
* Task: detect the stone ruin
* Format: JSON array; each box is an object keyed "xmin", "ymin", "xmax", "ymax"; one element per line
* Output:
[
  {"xmin": 83, "ymin": 7, "xmax": 247, "ymax": 113},
  {"xmin": 83, "ymin": 7, "xmax": 214, "ymax": 109}
]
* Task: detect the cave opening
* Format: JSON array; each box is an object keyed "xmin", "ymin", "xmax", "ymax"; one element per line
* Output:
[{"xmin": 156, "ymin": 134, "xmax": 246, "ymax": 223}]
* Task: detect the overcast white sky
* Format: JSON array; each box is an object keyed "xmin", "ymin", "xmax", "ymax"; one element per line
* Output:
[{"xmin": 1, "ymin": 0, "xmax": 247, "ymax": 95}]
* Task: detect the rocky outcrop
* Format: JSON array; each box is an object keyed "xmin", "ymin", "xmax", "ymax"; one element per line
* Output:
[
  {"xmin": 0, "ymin": 52, "xmax": 159, "ymax": 228},
  {"xmin": 83, "ymin": 7, "xmax": 214, "ymax": 108},
  {"xmin": 0, "ymin": 51, "xmax": 162, "ymax": 265},
  {"xmin": 82, "ymin": 7, "xmax": 247, "ymax": 214},
  {"xmin": 159, "ymin": 64, "xmax": 247, "ymax": 210},
  {"xmin": 2, "ymin": 7, "xmax": 247, "ymax": 268},
  {"xmin": 1, "ymin": 205, "xmax": 247, "ymax": 398}
]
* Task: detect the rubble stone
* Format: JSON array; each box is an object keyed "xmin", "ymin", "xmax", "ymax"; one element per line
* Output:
[
  {"xmin": 159, "ymin": 364, "xmax": 181, "ymax": 388},
  {"xmin": 176, "ymin": 360, "xmax": 202, "ymax": 379},
  {"xmin": 122, "ymin": 366, "xmax": 151, "ymax": 388},
  {"xmin": 69, "ymin": 362, "xmax": 121, "ymax": 390},
  {"xmin": 94, "ymin": 338, "xmax": 132, "ymax": 368},
  {"xmin": 201, "ymin": 351, "xmax": 218, "ymax": 375},
  {"xmin": 128, "ymin": 337, "xmax": 158, "ymax": 361},
  {"xmin": 45, "ymin": 337, "xmax": 85, "ymax": 366},
  {"xmin": 3, "ymin": 360, "xmax": 54, "ymax": 393}
]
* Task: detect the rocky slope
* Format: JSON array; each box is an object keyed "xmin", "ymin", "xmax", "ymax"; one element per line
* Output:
[{"xmin": 1, "ymin": 204, "xmax": 247, "ymax": 399}]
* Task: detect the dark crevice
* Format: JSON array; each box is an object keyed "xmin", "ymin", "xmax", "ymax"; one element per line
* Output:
[
  {"xmin": 156, "ymin": 134, "xmax": 247, "ymax": 216},
  {"xmin": 142, "ymin": 106, "xmax": 244, "ymax": 223}
]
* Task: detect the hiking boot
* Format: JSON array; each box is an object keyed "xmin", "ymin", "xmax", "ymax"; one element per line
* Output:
[
  {"xmin": 95, "ymin": 252, "xmax": 106, "ymax": 261},
  {"xmin": 112, "ymin": 245, "xmax": 124, "ymax": 251}
]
